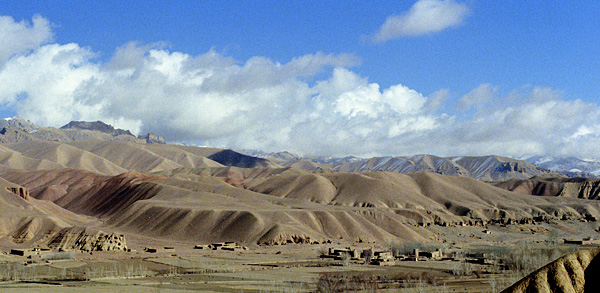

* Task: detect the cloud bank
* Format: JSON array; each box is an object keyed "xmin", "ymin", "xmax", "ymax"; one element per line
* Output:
[
  {"xmin": 372, "ymin": 0, "xmax": 470, "ymax": 43},
  {"xmin": 1, "ymin": 15, "xmax": 600, "ymax": 159}
]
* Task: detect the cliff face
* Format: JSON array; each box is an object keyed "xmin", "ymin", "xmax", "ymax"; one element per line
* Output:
[
  {"xmin": 573, "ymin": 181, "xmax": 600, "ymax": 199},
  {"xmin": 138, "ymin": 132, "xmax": 166, "ymax": 144},
  {"xmin": 41, "ymin": 227, "xmax": 128, "ymax": 252}
]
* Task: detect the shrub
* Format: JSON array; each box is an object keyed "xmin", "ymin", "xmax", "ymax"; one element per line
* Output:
[{"xmin": 315, "ymin": 272, "xmax": 377, "ymax": 292}]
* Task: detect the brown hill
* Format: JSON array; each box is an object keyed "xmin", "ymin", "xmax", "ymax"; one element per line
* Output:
[
  {"xmin": 6, "ymin": 168, "xmax": 600, "ymax": 246},
  {"xmin": 2, "ymin": 141, "xmax": 128, "ymax": 175},
  {"xmin": 2, "ymin": 169, "xmax": 164, "ymax": 218},
  {"xmin": 67, "ymin": 140, "xmax": 185, "ymax": 173},
  {"xmin": 0, "ymin": 127, "xmax": 36, "ymax": 143},
  {"xmin": 0, "ymin": 143, "xmax": 63, "ymax": 171},
  {"xmin": 0, "ymin": 120, "xmax": 273, "ymax": 173},
  {"xmin": 0, "ymin": 140, "xmax": 233, "ymax": 175},
  {"xmin": 0, "ymin": 175, "xmax": 98, "ymax": 248}
]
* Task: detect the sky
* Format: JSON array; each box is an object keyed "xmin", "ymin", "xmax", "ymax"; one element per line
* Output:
[{"xmin": 1, "ymin": 1, "xmax": 599, "ymax": 158}]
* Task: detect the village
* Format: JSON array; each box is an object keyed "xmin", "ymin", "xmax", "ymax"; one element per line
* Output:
[
  {"xmin": 320, "ymin": 246, "xmax": 495, "ymax": 266},
  {"xmin": 8, "ymin": 241, "xmax": 249, "ymax": 258},
  {"xmin": 320, "ymin": 236, "xmax": 598, "ymax": 267}
]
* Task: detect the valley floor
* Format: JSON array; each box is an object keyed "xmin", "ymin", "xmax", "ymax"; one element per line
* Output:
[{"xmin": 0, "ymin": 220, "xmax": 597, "ymax": 292}]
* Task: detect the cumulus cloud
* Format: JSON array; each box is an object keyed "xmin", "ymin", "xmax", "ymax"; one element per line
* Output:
[
  {"xmin": 456, "ymin": 83, "xmax": 497, "ymax": 112},
  {"xmin": 0, "ymin": 43, "xmax": 105, "ymax": 126},
  {"xmin": 425, "ymin": 88, "xmax": 450, "ymax": 113},
  {"xmin": 0, "ymin": 15, "xmax": 52, "ymax": 64},
  {"xmin": 441, "ymin": 87, "xmax": 600, "ymax": 158},
  {"xmin": 1, "ymin": 14, "xmax": 600, "ymax": 159},
  {"xmin": 0, "ymin": 38, "xmax": 442, "ymax": 156},
  {"xmin": 371, "ymin": 0, "xmax": 470, "ymax": 43}
]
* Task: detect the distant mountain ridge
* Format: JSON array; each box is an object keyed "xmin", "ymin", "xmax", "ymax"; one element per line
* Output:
[
  {"xmin": 0, "ymin": 117, "xmax": 596, "ymax": 180},
  {"xmin": 60, "ymin": 120, "xmax": 134, "ymax": 136},
  {"xmin": 208, "ymin": 149, "xmax": 277, "ymax": 168},
  {"xmin": 0, "ymin": 117, "xmax": 39, "ymax": 132},
  {"xmin": 245, "ymin": 151, "xmax": 568, "ymax": 181},
  {"xmin": 0, "ymin": 118, "xmax": 274, "ymax": 174},
  {"xmin": 519, "ymin": 155, "xmax": 600, "ymax": 178},
  {"xmin": 0, "ymin": 117, "xmax": 165, "ymax": 145}
]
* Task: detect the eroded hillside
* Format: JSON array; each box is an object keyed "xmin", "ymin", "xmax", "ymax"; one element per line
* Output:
[
  {"xmin": 0, "ymin": 119, "xmax": 598, "ymax": 251},
  {"xmin": 3, "ymin": 166, "xmax": 600, "ymax": 247}
]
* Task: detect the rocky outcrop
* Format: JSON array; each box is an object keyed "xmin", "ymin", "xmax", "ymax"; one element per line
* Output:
[
  {"xmin": 575, "ymin": 181, "xmax": 600, "ymax": 199},
  {"xmin": 138, "ymin": 132, "xmax": 166, "ymax": 144},
  {"xmin": 41, "ymin": 227, "xmax": 128, "ymax": 252},
  {"xmin": 503, "ymin": 248, "xmax": 600, "ymax": 292},
  {"xmin": 7, "ymin": 186, "xmax": 29, "ymax": 200},
  {"xmin": 60, "ymin": 121, "xmax": 133, "ymax": 137},
  {"xmin": 0, "ymin": 117, "xmax": 40, "ymax": 133}
]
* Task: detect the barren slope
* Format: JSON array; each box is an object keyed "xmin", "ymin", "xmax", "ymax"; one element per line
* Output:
[
  {"xmin": 2, "ymin": 141, "xmax": 128, "ymax": 175},
  {"xmin": 0, "ymin": 143, "xmax": 63, "ymax": 171},
  {"xmin": 0, "ymin": 176, "xmax": 98, "ymax": 248},
  {"xmin": 0, "ymin": 139, "xmax": 231, "ymax": 175},
  {"xmin": 6, "ymin": 168, "xmax": 600, "ymax": 246}
]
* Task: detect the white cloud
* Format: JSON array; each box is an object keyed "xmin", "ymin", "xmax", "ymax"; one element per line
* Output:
[
  {"xmin": 1, "ymin": 14, "xmax": 600, "ymax": 159},
  {"xmin": 0, "ymin": 43, "xmax": 105, "ymax": 127},
  {"xmin": 0, "ymin": 15, "xmax": 52, "ymax": 64},
  {"xmin": 456, "ymin": 83, "xmax": 497, "ymax": 111},
  {"xmin": 372, "ymin": 0, "xmax": 470, "ymax": 43},
  {"xmin": 441, "ymin": 90, "xmax": 600, "ymax": 158},
  {"xmin": 0, "ymin": 37, "xmax": 441, "ymax": 156}
]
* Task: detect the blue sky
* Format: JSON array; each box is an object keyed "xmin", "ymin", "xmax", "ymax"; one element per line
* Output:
[{"xmin": 1, "ymin": 1, "xmax": 600, "ymax": 158}]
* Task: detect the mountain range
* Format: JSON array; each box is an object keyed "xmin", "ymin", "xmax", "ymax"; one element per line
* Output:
[
  {"xmin": 518, "ymin": 155, "xmax": 600, "ymax": 177},
  {"xmin": 1, "ymin": 117, "xmax": 600, "ymax": 249},
  {"xmin": 2, "ymin": 117, "xmax": 598, "ymax": 179},
  {"xmin": 246, "ymin": 151, "xmax": 600, "ymax": 180}
]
